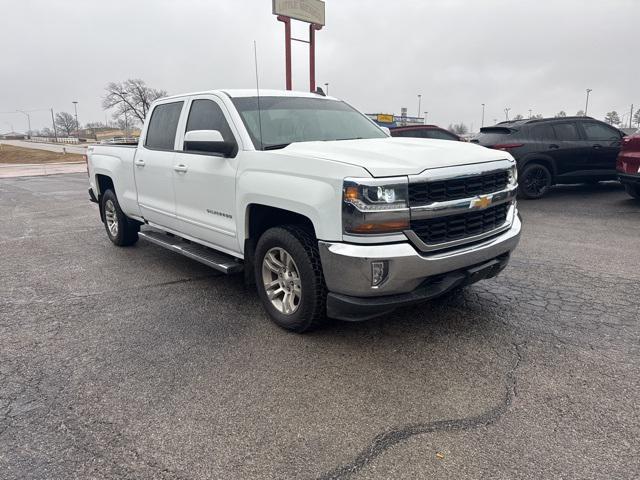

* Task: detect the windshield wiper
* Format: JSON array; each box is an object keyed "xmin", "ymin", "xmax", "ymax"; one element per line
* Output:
[
  {"xmin": 333, "ymin": 137, "xmax": 364, "ymax": 141},
  {"xmin": 263, "ymin": 143, "xmax": 291, "ymax": 150}
]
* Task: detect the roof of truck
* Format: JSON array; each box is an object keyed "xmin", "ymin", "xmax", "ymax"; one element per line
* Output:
[{"xmin": 158, "ymin": 89, "xmax": 337, "ymax": 102}]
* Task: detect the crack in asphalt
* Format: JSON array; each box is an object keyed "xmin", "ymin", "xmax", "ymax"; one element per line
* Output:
[{"xmin": 317, "ymin": 342, "xmax": 525, "ymax": 480}]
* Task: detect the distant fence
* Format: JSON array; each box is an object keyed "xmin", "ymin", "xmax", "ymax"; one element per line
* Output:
[{"xmin": 30, "ymin": 136, "xmax": 80, "ymax": 144}]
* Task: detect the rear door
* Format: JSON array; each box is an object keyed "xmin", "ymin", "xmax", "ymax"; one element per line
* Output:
[
  {"xmin": 172, "ymin": 95, "xmax": 240, "ymax": 253},
  {"xmin": 549, "ymin": 121, "xmax": 587, "ymax": 176},
  {"xmin": 134, "ymin": 100, "xmax": 184, "ymax": 230},
  {"xmin": 579, "ymin": 120, "xmax": 623, "ymax": 172}
]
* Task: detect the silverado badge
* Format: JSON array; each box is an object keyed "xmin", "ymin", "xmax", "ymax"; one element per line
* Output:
[{"xmin": 470, "ymin": 195, "xmax": 492, "ymax": 210}]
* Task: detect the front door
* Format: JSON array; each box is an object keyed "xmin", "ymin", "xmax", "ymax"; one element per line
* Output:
[
  {"xmin": 172, "ymin": 96, "xmax": 240, "ymax": 254},
  {"xmin": 134, "ymin": 100, "xmax": 184, "ymax": 231},
  {"xmin": 549, "ymin": 121, "xmax": 589, "ymax": 176},
  {"xmin": 580, "ymin": 121, "xmax": 623, "ymax": 173}
]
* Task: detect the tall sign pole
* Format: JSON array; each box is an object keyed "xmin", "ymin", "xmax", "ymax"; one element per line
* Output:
[{"xmin": 273, "ymin": 0, "xmax": 326, "ymax": 92}]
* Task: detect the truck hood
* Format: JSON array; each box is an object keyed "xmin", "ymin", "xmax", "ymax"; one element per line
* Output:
[{"xmin": 280, "ymin": 137, "xmax": 510, "ymax": 177}]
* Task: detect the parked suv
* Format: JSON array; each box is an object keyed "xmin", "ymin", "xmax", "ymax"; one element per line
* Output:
[
  {"xmin": 390, "ymin": 125, "xmax": 462, "ymax": 141},
  {"xmin": 472, "ymin": 117, "xmax": 625, "ymax": 199},
  {"xmin": 617, "ymin": 129, "xmax": 640, "ymax": 199}
]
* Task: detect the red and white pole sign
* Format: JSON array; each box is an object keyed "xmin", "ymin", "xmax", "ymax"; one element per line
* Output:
[{"xmin": 272, "ymin": 0, "xmax": 325, "ymax": 92}]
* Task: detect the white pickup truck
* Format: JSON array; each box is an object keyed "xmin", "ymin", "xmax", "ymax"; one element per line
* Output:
[{"xmin": 88, "ymin": 89, "xmax": 521, "ymax": 332}]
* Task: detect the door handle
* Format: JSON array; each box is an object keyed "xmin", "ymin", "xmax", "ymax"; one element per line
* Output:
[
  {"xmin": 134, "ymin": 159, "xmax": 145, "ymax": 167},
  {"xmin": 592, "ymin": 144, "xmax": 602, "ymax": 149},
  {"xmin": 174, "ymin": 164, "xmax": 188, "ymax": 173},
  {"xmin": 548, "ymin": 144, "xmax": 559, "ymax": 149}
]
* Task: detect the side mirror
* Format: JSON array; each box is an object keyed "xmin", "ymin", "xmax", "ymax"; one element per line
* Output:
[
  {"xmin": 184, "ymin": 130, "xmax": 236, "ymax": 156},
  {"xmin": 380, "ymin": 126, "xmax": 391, "ymax": 136}
]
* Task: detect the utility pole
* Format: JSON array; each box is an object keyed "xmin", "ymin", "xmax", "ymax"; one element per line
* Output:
[
  {"xmin": 17, "ymin": 110, "xmax": 31, "ymax": 136},
  {"xmin": 423, "ymin": 111, "xmax": 428, "ymax": 124},
  {"xmin": 585, "ymin": 89, "xmax": 592, "ymax": 116},
  {"xmin": 72, "ymin": 101, "xmax": 79, "ymax": 137},
  {"xmin": 417, "ymin": 94, "xmax": 422, "ymax": 118},
  {"xmin": 504, "ymin": 108, "xmax": 511, "ymax": 121},
  {"xmin": 528, "ymin": 109, "xmax": 532, "ymax": 119},
  {"xmin": 481, "ymin": 103, "xmax": 485, "ymax": 128},
  {"xmin": 630, "ymin": 104, "xmax": 634, "ymax": 129},
  {"xmin": 50, "ymin": 108, "xmax": 58, "ymax": 142},
  {"xmin": 324, "ymin": 83, "xmax": 329, "ymax": 95}
]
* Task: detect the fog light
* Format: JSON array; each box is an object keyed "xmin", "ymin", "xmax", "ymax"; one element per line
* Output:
[{"xmin": 371, "ymin": 261, "xmax": 388, "ymax": 287}]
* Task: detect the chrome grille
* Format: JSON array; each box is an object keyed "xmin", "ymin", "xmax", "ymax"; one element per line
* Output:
[
  {"xmin": 410, "ymin": 203, "xmax": 509, "ymax": 244},
  {"xmin": 408, "ymin": 170, "xmax": 509, "ymax": 205}
]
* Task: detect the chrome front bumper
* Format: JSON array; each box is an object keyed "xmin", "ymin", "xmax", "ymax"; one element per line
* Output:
[{"xmin": 318, "ymin": 212, "xmax": 522, "ymax": 298}]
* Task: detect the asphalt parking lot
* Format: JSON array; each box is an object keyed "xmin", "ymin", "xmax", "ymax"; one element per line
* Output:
[{"xmin": 1, "ymin": 173, "xmax": 638, "ymax": 479}]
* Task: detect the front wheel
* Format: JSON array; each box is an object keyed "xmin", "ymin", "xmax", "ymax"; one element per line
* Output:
[
  {"xmin": 519, "ymin": 163, "xmax": 552, "ymax": 199},
  {"xmin": 254, "ymin": 225, "xmax": 327, "ymax": 332},
  {"xmin": 624, "ymin": 183, "xmax": 640, "ymax": 200},
  {"xmin": 100, "ymin": 189, "xmax": 139, "ymax": 246}
]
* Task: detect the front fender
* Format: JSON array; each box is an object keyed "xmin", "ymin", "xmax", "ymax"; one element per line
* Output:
[{"xmin": 237, "ymin": 170, "xmax": 343, "ymax": 242}]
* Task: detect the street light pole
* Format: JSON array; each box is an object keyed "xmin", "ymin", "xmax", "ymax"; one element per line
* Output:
[
  {"xmin": 481, "ymin": 103, "xmax": 485, "ymax": 128},
  {"xmin": 50, "ymin": 108, "xmax": 58, "ymax": 142},
  {"xmin": 423, "ymin": 111, "xmax": 428, "ymax": 125},
  {"xmin": 417, "ymin": 94, "xmax": 422, "ymax": 118},
  {"xmin": 585, "ymin": 89, "xmax": 592, "ymax": 116},
  {"xmin": 72, "ymin": 101, "xmax": 79, "ymax": 138},
  {"xmin": 16, "ymin": 110, "xmax": 31, "ymax": 136},
  {"xmin": 504, "ymin": 108, "xmax": 511, "ymax": 121}
]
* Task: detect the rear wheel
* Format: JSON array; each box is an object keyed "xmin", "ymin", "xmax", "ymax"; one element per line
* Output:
[
  {"xmin": 520, "ymin": 163, "xmax": 552, "ymax": 199},
  {"xmin": 100, "ymin": 189, "xmax": 139, "ymax": 246},
  {"xmin": 254, "ymin": 225, "xmax": 327, "ymax": 333},
  {"xmin": 624, "ymin": 184, "xmax": 640, "ymax": 199}
]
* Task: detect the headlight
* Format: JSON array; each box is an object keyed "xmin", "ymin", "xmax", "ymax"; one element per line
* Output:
[
  {"xmin": 508, "ymin": 163, "xmax": 518, "ymax": 186},
  {"xmin": 342, "ymin": 177, "xmax": 409, "ymax": 234}
]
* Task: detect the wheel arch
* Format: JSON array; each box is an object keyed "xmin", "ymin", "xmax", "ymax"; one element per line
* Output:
[{"xmin": 519, "ymin": 154, "xmax": 557, "ymax": 179}]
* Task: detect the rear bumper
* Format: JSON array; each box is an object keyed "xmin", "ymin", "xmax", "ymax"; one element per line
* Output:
[
  {"xmin": 618, "ymin": 173, "xmax": 640, "ymax": 186},
  {"xmin": 318, "ymin": 213, "xmax": 522, "ymax": 320}
]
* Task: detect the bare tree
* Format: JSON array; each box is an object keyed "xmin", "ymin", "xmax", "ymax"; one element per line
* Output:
[
  {"xmin": 576, "ymin": 110, "xmax": 585, "ymax": 116},
  {"xmin": 103, "ymin": 79, "xmax": 167, "ymax": 124},
  {"xmin": 555, "ymin": 111, "xmax": 567, "ymax": 118},
  {"xmin": 448, "ymin": 123, "xmax": 469, "ymax": 135},
  {"xmin": 55, "ymin": 112, "xmax": 76, "ymax": 137},
  {"xmin": 531, "ymin": 114, "xmax": 544, "ymax": 119},
  {"xmin": 604, "ymin": 111, "xmax": 621, "ymax": 126},
  {"xmin": 633, "ymin": 110, "xmax": 640, "ymax": 128},
  {"xmin": 512, "ymin": 114, "xmax": 524, "ymax": 121}
]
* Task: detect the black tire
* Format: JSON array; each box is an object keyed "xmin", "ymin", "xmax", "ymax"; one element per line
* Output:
[
  {"xmin": 624, "ymin": 184, "xmax": 640, "ymax": 200},
  {"xmin": 519, "ymin": 163, "xmax": 552, "ymax": 199},
  {"xmin": 254, "ymin": 225, "xmax": 327, "ymax": 333},
  {"xmin": 100, "ymin": 189, "xmax": 139, "ymax": 246}
]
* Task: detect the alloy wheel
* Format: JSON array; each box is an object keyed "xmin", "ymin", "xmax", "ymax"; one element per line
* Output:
[{"xmin": 261, "ymin": 247, "xmax": 302, "ymax": 315}]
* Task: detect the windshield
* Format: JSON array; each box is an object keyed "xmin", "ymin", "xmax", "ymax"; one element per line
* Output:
[{"xmin": 231, "ymin": 96, "xmax": 386, "ymax": 150}]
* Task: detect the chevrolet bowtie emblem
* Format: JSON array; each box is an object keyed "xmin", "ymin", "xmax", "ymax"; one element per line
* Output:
[{"xmin": 470, "ymin": 195, "xmax": 492, "ymax": 209}]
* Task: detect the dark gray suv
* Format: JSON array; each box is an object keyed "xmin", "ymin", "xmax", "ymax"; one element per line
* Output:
[{"xmin": 472, "ymin": 117, "xmax": 625, "ymax": 198}]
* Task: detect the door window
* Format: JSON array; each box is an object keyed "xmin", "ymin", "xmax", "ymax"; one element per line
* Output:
[
  {"xmin": 531, "ymin": 124, "xmax": 555, "ymax": 140},
  {"xmin": 185, "ymin": 99, "xmax": 235, "ymax": 143},
  {"xmin": 582, "ymin": 122, "xmax": 620, "ymax": 141},
  {"xmin": 552, "ymin": 122, "xmax": 580, "ymax": 141},
  {"xmin": 145, "ymin": 102, "xmax": 183, "ymax": 150}
]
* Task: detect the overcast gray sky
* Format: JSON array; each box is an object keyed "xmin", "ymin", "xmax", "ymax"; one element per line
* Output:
[{"xmin": 1, "ymin": 0, "xmax": 638, "ymax": 132}]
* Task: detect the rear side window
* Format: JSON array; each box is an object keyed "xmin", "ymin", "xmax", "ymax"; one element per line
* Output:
[
  {"xmin": 185, "ymin": 99, "xmax": 234, "ymax": 143},
  {"xmin": 530, "ymin": 124, "xmax": 555, "ymax": 140},
  {"xmin": 145, "ymin": 102, "xmax": 183, "ymax": 150},
  {"xmin": 582, "ymin": 122, "xmax": 620, "ymax": 141},
  {"xmin": 390, "ymin": 129, "xmax": 413, "ymax": 137},
  {"xmin": 425, "ymin": 130, "xmax": 459, "ymax": 141},
  {"xmin": 552, "ymin": 122, "xmax": 580, "ymax": 141}
]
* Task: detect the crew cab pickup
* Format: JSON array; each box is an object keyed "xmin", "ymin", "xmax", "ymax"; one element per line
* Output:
[{"xmin": 88, "ymin": 89, "xmax": 521, "ymax": 332}]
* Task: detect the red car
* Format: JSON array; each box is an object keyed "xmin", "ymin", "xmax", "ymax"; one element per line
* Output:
[
  {"xmin": 616, "ymin": 129, "xmax": 640, "ymax": 199},
  {"xmin": 390, "ymin": 125, "xmax": 462, "ymax": 141}
]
